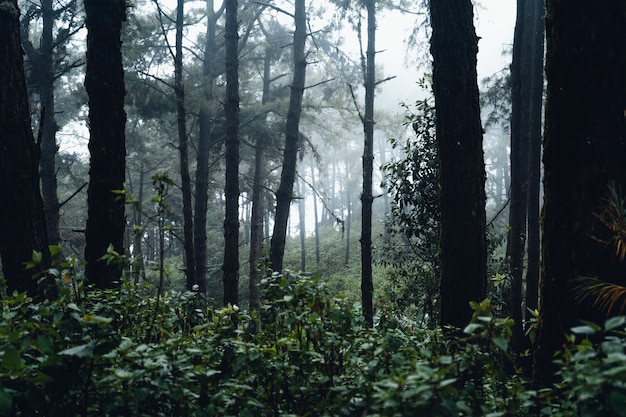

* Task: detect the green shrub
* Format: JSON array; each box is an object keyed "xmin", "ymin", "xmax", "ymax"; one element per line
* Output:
[{"xmin": 3, "ymin": 269, "xmax": 626, "ymax": 416}]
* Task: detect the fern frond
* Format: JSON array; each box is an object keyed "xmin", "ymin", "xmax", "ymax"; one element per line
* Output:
[{"xmin": 573, "ymin": 276, "xmax": 626, "ymax": 317}]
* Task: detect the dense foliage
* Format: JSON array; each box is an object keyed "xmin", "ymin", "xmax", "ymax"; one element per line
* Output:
[{"xmin": 1, "ymin": 267, "xmax": 625, "ymax": 416}]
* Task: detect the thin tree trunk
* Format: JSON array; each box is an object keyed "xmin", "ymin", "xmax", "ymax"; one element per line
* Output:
[
  {"xmin": 345, "ymin": 187, "xmax": 352, "ymax": 267},
  {"xmin": 360, "ymin": 0, "xmax": 376, "ymax": 327},
  {"xmin": 524, "ymin": 0, "xmax": 544, "ymax": 317},
  {"xmin": 507, "ymin": 0, "xmax": 529, "ymax": 353},
  {"xmin": 38, "ymin": 0, "xmax": 61, "ymax": 247},
  {"xmin": 269, "ymin": 0, "xmax": 307, "ymax": 273},
  {"xmin": 297, "ymin": 178, "xmax": 306, "ymax": 271},
  {"xmin": 194, "ymin": 0, "xmax": 222, "ymax": 298},
  {"xmin": 133, "ymin": 166, "xmax": 145, "ymax": 285},
  {"xmin": 84, "ymin": 0, "xmax": 127, "ymax": 289},
  {"xmin": 174, "ymin": 0, "xmax": 197, "ymax": 291},
  {"xmin": 310, "ymin": 163, "xmax": 320, "ymax": 265},
  {"xmin": 222, "ymin": 0, "xmax": 240, "ymax": 306},
  {"xmin": 249, "ymin": 45, "xmax": 272, "ymax": 310},
  {"xmin": 249, "ymin": 135, "xmax": 264, "ymax": 310}
]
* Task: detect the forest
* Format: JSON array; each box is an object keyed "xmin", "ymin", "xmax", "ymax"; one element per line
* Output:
[{"xmin": 0, "ymin": 0, "xmax": 626, "ymax": 415}]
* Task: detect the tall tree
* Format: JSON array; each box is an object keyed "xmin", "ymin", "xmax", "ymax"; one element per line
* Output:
[
  {"xmin": 21, "ymin": 0, "xmax": 58, "ymax": 246},
  {"xmin": 523, "ymin": 0, "xmax": 545, "ymax": 321},
  {"xmin": 194, "ymin": 0, "xmax": 224, "ymax": 298},
  {"xmin": 297, "ymin": 178, "xmax": 307, "ymax": 271},
  {"xmin": 0, "ymin": 0, "xmax": 54, "ymax": 297},
  {"xmin": 360, "ymin": 0, "xmax": 376, "ymax": 327},
  {"xmin": 429, "ymin": 0, "xmax": 487, "ymax": 328},
  {"xmin": 507, "ymin": 0, "xmax": 545, "ymax": 356},
  {"xmin": 172, "ymin": 0, "xmax": 197, "ymax": 291},
  {"xmin": 534, "ymin": 0, "xmax": 626, "ymax": 385},
  {"xmin": 222, "ymin": 0, "xmax": 240, "ymax": 306},
  {"xmin": 507, "ymin": 0, "xmax": 530, "ymax": 351},
  {"xmin": 269, "ymin": 0, "xmax": 307, "ymax": 273},
  {"xmin": 83, "ymin": 0, "xmax": 127, "ymax": 289}
]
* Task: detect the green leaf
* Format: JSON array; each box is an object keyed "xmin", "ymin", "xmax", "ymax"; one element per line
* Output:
[
  {"xmin": 571, "ymin": 325, "xmax": 597, "ymax": 335},
  {"xmin": 463, "ymin": 323, "xmax": 482, "ymax": 334},
  {"xmin": 0, "ymin": 388, "xmax": 13, "ymax": 415},
  {"xmin": 1, "ymin": 347, "xmax": 24, "ymax": 372},
  {"xmin": 604, "ymin": 316, "xmax": 626, "ymax": 331},
  {"xmin": 36, "ymin": 335, "xmax": 54, "ymax": 354},
  {"xmin": 59, "ymin": 341, "xmax": 97, "ymax": 358},
  {"xmin": 492, "ymin": 337, "xmax": 509, "ymax": 352}
]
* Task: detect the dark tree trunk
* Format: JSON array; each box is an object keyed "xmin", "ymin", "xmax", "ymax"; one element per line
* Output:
[
  {"xmin": 534, "ymin": 0, "xmax": 626, "ymax": 385},
  {"xmin": 173, "ymin": 0, "xmax": 197, "ymax": 291},
  {"xmin": 83, "ymin": 0, "xmax": 127, "ymax": 289},
  {"xmin": 249, "ymin": 46, "xmax": 272, "ymax": 310},
  {"xmin": 222, "ymin": 0, "xmax": 240, "ymax": 306},
  {"xmin": 297, "ymin": 179, "xmax": 306, "ymax": 271},
  {"xmin": 249, "ymin": 135, "xmax": 264, "ymax": 310},
  {"xmin": 524, "ymin": 0, "xmax": 544, "ymax": 318},
  {"xmin": 39, "ymin": 0, "xmax": 61, "ymax": 247},
  {"xmin": 132, "ymin": 166, "xmax": 145, "ymax": 285},
  {"xmin": 0, "ymin": 0, "xmax": 53, "ymax": 297},
  {"xmin": 429, "ymin": 0, "xmax": 487, "ymax": 328},
  {"xmin": 507, "ymin": 0, "xmax": 530, "ymax": 353},
  {"xmin": 360, "ymin": 0, "xmax": 376, "ymax": 327},
  {"xmin": 269, "ymin": 0, "xmax": 306, "ymax": 273},
  {"xmin": 194, "ymin": 0, "xmax": 222, "ymax": 298},
  {"xmin": 310, "ymin": 163, "xmax": 320, "ymax": 265}
]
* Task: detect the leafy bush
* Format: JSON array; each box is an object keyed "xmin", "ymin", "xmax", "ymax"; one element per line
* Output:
[{"xmin": 2, "ymin": 269, "xmax": 626, "ymax": 416}]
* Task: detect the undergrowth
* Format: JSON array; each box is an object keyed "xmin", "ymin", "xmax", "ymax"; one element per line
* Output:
[{"xmin": 1, "ymin": 270, "xmax": 625, "ymax": 416}]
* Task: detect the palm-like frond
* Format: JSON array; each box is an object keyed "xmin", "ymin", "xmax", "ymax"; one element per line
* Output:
[
  {"xmin": 594, "ymin": 184, "xmax": 626, "ymax": 263},
  {"xmin": 573, "ymin": 276, "xmax": 626, "ymax": 317}
]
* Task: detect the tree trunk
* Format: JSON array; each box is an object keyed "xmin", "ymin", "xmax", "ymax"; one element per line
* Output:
[
  {"xmin": 310, "ymin": 163, "xmax": 320, "ymax": 265},
  {"xmin": 173, "ymin": 0, "xmax": 197, "ymax": 292},
  {"xmin": 345, "ymin": 186, "xmax": 352, "ymax": 267},
  {"xmin": 194, "ymin": 0, "xmax": 221, "ymax": 298},
  {"xmin": 222, "ymin": 0, "xmax": 240, "ymax": 307},
  {"xmin": 534, "ymin": 0, "xmax": 626, "ymax": 385},
  {"xmin": 269, "ymin": 0, "xmax": 307, "ymax": 273},
  {"xmin": 524, "ymin": 0, "xmax": 544, "ymax": 318},
  {"xmin": 249, "ymin": 134, "xmax": 264, "ymax": 310},
  {"xmin": 38, "ymin": 0, "xmax": 61, "ymax": 247},
  {"xmin": 429, "ymin": 0, "xmax": 487, "ymax": 328},
  {"xmin": 249, "ymin": 45, "xmax": 273, "ymax": 310},
  {"xmin": 360, "ymin": 0, "xmax": 376, "ymax": 327},
  {"xmin": 132, "ymin": 165, "xmax": 145, "ymax": 285},
  {"xmin": 507, "ymin": 0, "xmax": 530, "ymax": 353},
  {"xmin": 297, "ymin": 179, "xmax": 306, "ymax": 271},
  {"xmin": 83, "ymin": 0, "xmax": 127, "ymax": 289},
  {"xmin": 0, "ymin": 0, "xmax": 53, "ymax": 297}
]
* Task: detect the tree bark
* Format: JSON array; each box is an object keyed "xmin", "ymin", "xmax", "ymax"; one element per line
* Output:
[
  {"xmin": 429, "ymin": 0, "xmax": 487, "ymax": 328},
  {"xmin": 310, "ymin": 163, "xmax": 321, "ymax": 265},
  {"xmin": 524, "ymin": 0, "xmax": 545, "ymax": 318},
  {"xmin": 297, "ymin": 179, "xmax": 306, "ymax": 271},
  {"xmin": 0, "ymin": 0, "xmax": 53, "ymax": 297},
  {"xmin": 173, "ymin": 0, "xmax": 197, "ymax": 292},
  {"xmin": 507, "ymin": 0, "xmax": 530, "ymax": 353},
  {"xmin": 194, "ymin": 0, "xmax": 222, "ymax": 298},
  {"xmin": 83, "ymin": 0, "xmax": 127, "ymax": 289},
  {"xmin": 38, "ymin": 0, "xmax": 61, "ymax": 247},
  {"xmin": 269, "ymin": 0, "xmax": 307, "ymax": 273},
  {"xmin": 534, "ymin": 0, "xmax": 626, "ymax": 385},
  {"xmin": 360, "ymin": 0, "xmax": 376, "ymax": 328},
  {"xmin": 222, "ymin": 0, "xmax": 240, "ymax": 307}
]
